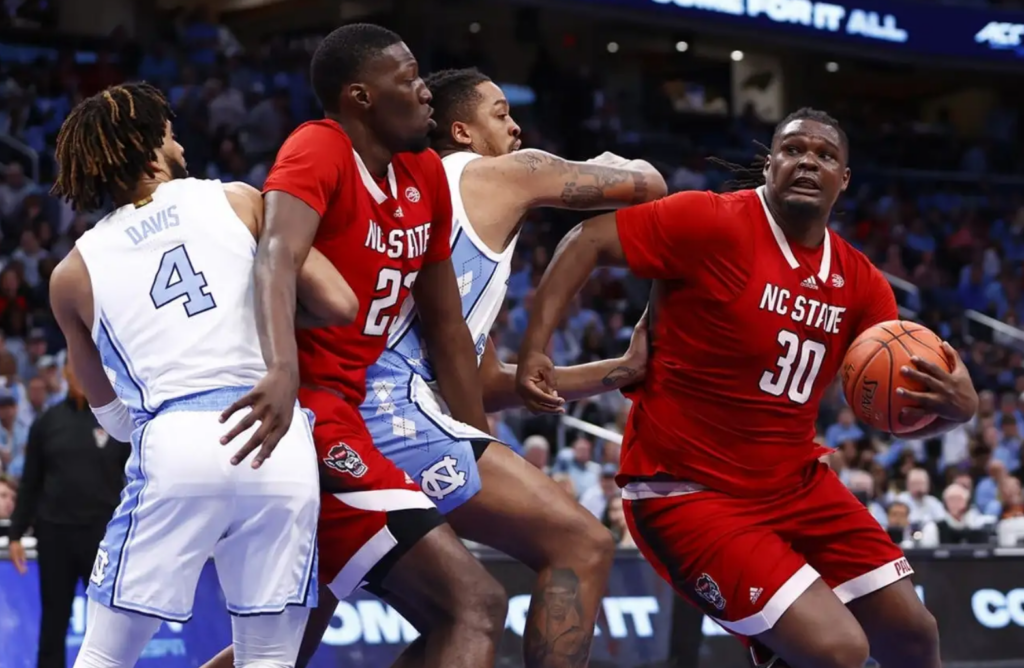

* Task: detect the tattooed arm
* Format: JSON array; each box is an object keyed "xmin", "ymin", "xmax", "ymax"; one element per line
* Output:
[{"xmin": 470, "ymin": 149, "xmax": 666, "ymax": 212}]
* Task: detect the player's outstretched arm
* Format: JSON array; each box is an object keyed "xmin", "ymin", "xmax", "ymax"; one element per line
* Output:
[
  {"xmin": 482, "ymin": 313, "xmax": 647, "ymax": 413},
  {"xmin": 49, "ymin": 251, "xmax": 134, "ymax": 442},
  {"xmin": 516, "ymin": 212, "xmax": 628, "ymax": 405},
  {"xmin": 224, "ymin": 181, "xmax": 357, "ymax": 327},
  {"xmin": 470, "ymin": 149, "xmax": 666, "ymax": 216},
  {"xmin": 414, "ymin": 258, "xmax": 491, "ymax": 433}
]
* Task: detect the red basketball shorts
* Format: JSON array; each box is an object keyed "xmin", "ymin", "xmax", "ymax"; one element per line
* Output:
[
  {"xmin": 622, "ymin": 462, "xmax": 912, "ymax": 637},
  {"xmin": 300, "ymin": 388, "xmax": 442, "ymax": 601}
]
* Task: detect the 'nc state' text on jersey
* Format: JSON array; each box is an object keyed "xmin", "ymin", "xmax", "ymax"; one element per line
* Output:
[
  {"xmin": 364, "ymin": 219, "xmax": 432, "ymax": 259},
  {"xmin": 125, "ymin": 205, "xmax": 180, "ymax": 245},
  {"xmin": 758, "ymin": 283, "xmax": 846, "ymax": 335}
]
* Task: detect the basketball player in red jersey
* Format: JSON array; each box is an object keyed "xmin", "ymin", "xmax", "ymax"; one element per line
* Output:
[
  {"xmin": 517, "ymin": 108, "xmax": 978, "ymax": 668},
  {"xmin": 206, "ymin": 24, "xmax": 505, "ymax": 668}
]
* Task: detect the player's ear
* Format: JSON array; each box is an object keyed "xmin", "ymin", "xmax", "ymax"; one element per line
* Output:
[
  {"xmin": 451, "ymin": 121, "xmax": 473, "ymax": 148},
  {"xmin": 762, "ymin": 154, "xmax": 771, "ymax": 177},
  {"xmin": 347, "ymin": 83, "xmax": 371, "ymax": 110},
  {"xmin": 840, "ymin": 167, "xmax": 851, "ymax": 193}
]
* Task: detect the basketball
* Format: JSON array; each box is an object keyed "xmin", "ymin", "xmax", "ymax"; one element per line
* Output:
[{"xmin": 841, "ymin": 320, "xmax": 951, "ymax": 435}]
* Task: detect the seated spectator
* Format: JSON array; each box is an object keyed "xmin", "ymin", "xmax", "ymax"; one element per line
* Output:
[
  {"xmin": 554, "ymin": 436, "xmax": 601, "ymax": 499},
  {"xmin": 522, "ymin": 435, "xmax": 551, "ymax": 474},
  {"xmin": 0, "ymin": 388, "xmax": 27, "ymax": 476},
  {"xmin": 936, "ymin": 483, "xmax": 995, "ymax": 544},
  {"xmin": 602, "ymin": 496, "xmax": 635, "ymax": 549},
  {"xmin": 825, "ymin": 407, "xmax": 865, "ymax": 448},
  {"xmin": 846, "ymin": 469, "xmax": 888, "ymax": 527},
  {"xmin": 995, "ymin": 478, "xmax": 1024, "ymax": 547},
  {"xmin": 580, "ymin": 463, "xmax": 618, "ymax": 520},
  {"xmin": 886, "ymin": 500, "xmax": 939, "ymax": 549},
  {"xmin": 978, "ymin": 459, "xmax": 1009, "ymax": 513},
  {"xmin": 896, "ymin": 468, "xmax": 946, "ymax": 524},
  {"xmin": 989, "ymin": 476, "xmax": 1024, "ymax": 520},
  {"xmin": 0, "ymin": 473, "xmax": 15, "ymax": 520}
]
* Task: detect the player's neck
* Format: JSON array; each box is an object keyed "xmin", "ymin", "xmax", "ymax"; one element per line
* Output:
[
  {"xmin": 115, "ymin": 175, "xmax": 171, "ymax": 208},
  {"xmin": 328, "ymin": 114, "xmax": 392, "ymax": 178},
  {"xmin": 764, "ymin": 195, "xmax": 829, "ymax": 248}
]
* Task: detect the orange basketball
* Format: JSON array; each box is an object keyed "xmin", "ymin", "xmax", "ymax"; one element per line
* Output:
[{"xmin": 841, "ymin": 320, "xmax": 951, "ymax": 435}]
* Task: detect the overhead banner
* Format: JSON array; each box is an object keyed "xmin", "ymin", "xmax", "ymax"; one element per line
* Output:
[
  {"xmin": 570, "ymin": 0, "xmax": 1024, "ymax": 64},
  {"xmin": 2, "ymin": 552, "xmax": 1023, "ymax": 668}
]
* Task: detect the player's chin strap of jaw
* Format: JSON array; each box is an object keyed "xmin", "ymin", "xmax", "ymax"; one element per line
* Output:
[{"xmin": 92, "ymin": 398, "xmax": 135, "ymax": 443}]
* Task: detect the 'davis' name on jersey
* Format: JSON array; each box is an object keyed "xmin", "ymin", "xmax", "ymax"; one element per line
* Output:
[
  {"xmin": 364, "ymin": 219, "xmax": 433, "ymax": 259},
  {"xmin": 758, "ymin": 283, "xmax": 847, "ymax": 335}
]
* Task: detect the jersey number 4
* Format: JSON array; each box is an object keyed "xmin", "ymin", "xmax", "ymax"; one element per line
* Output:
[
  {"xmin": 364, "ymin": 267, "xmax": 418, "ymax": 337},
  {"xmin": 759, "ymin": 330, "xmax": 826, "ymax": 405},
  {"xmin": 150, "ymin": 245, "xmax": 216, "ymax": 316}
]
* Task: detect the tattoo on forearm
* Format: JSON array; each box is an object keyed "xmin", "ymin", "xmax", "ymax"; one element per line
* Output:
[
  {"xmin": 523, "ymin": 568, "xmax": 594, "ymax": 668},
  {"xmin": 512, "ymin": 151, "xmax": 651, "ymax": 209},
  {"xmin": 602, "ymin": 365, "xmax": 639, "ymax": 388}
]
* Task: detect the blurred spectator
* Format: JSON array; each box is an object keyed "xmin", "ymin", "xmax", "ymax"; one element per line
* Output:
[
  {"xmin": 896, "ymin": 468, "xmax": 946, "ymax": 524},
  {"xmin": 0, "ymin": 472, "xmax": 15, "ymax": 520},
  {"xmin": 580, "ymin": 463, "xmax": 618, "ymax": 520},
  {"xmin": 825, "ymin": 407, "xmax": 865, "ymax": 448},
  {"xmin": 603, "ymin": 496, "xmax": 635, "ymax": 548},
  {"xmin": 886, "ymin": 500, "xmax": 940, "ymax": 549},
  {"xmin": 847, "ymin": 469, "xmax": 887, "ymax": 527},
  {"xmin": 554, "ymin": 436, "xmax": 601, "ymax": 499},
  {"xmin": 522, "ymin": 435, "xmax": 551, "ymax": 474},
  {"xmin": 0, "ymin": 387, "xmax": 27, "ymax": 476},
  {"xmin": 936, "ymin": 483, "xmax": 994, "ymax": 544},
  {"xmin": 0, "ymin": 162, "xmax": 36, "ymax": 219}
]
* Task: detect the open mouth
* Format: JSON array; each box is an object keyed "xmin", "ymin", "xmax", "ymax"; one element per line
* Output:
[{"xmin": 790, "ymin": 177, "xmax": 820, "ymax": 192}]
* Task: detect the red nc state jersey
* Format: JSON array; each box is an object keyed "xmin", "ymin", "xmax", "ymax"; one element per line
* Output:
[
  {"xmin": 263, "ymin": 120, "xmax": 452, "ymax": 411},
  {"xmin": 615, "ymin": 187, "xmax": 897, "ymax": 496}
]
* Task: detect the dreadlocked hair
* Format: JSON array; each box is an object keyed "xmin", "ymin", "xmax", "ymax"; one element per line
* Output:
[
  {"xmin": 422, "ymin": 67, "xmax": 492, "ymax": 152},
  {"xmin": 706, "ymin": 107, "xmax": 848, "ymax": 192},
  {"xmin": 51, "ymin": 82, "xmax": 173, "ymax": 212}
]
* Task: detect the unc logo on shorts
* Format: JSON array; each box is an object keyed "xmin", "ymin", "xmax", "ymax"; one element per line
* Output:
[
  {"xmin": 420, "ymin": 456, "xmax": 467, "ymax": 501},
  {"xmin": 323, "ymin": 443, "xmax": 368, "ymax": 478},
  {"xmin": 474, "ymin": 333, "xmax": 486, "ymax": 357},
  {"xmin": 90, "ymin": 548, "xmax": 109, "ymax": 587},
  {"xmin": 694, "ymin": 573, "xmax": 727, "ymax": 611}
]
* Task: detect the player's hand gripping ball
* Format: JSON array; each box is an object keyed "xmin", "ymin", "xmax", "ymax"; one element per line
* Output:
[{"xmin": 841, "ymin": 321, "xmax": 957, "ymax": 435}]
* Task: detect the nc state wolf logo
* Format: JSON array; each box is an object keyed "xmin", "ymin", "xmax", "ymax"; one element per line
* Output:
[
  {"xmin": 323, "ymin": 443, "xmax": 368, "ymax": 478},
  {"xmin": 694, "ymin": 573, "xmax": 727, "ymax": 611}
]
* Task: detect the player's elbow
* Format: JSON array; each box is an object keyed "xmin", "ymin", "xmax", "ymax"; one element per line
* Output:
[
  {"xmin": 316, "ymin": 284, "xmax": 360, "ymax": 327},
  {"xmin": 635, "ymin": 163, "xmax": 668, "ymax": 202},
  {"xmin": 574, "ymin": 214, "xmax": 625, "ymax": 266}
]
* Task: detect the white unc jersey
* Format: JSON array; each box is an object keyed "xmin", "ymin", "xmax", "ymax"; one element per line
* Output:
[
  {"xmin": 386, "ymin": 151, "xmax": 518, "ymax": 378},
  {"xmin": 75, "ymin": 178, "xmax": 266, "ymax": 417}
]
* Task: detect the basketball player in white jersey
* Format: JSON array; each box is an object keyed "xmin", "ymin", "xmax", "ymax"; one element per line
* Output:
[
  {"xmin": 47, "ymin": 83, "xmax": 357, "ymax": 668},
  {"xmin": 358, "ymin": 68, "xmax": 666, "ymax": 667}
]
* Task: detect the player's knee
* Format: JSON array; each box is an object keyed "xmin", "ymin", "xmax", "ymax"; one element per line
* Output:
[
  {"xmin": 815, "ymin": 627, "xmax": 870, "ymax": 668},
  {"xmin": 452, "ymin": 572, "xmax": 508, "ymax": 637},
  {"xmin": 543, "ymin": 503, "xmax": 616, "ymax": 573},
  {"xmin": 887, "ymin": 607, "xmax": 939, "ymax": 661}
]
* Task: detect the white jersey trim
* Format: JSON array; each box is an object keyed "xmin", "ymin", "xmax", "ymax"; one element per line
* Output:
[{"xmin": 755, "ymin": 185, "xmax": 831, "ymax": 284}]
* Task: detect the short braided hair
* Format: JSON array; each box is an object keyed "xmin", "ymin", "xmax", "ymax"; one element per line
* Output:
[{"xmin": 51, "ymin": 83, "xmax": 172, "ymax": 211}]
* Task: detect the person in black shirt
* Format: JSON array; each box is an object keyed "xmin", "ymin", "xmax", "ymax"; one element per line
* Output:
[{"xmin": 8, "ymin": 362, "xmax": 129, "ymax": 668}]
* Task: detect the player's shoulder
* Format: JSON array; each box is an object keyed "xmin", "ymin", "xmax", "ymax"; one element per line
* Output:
[
  {"xmin": 830, "ymin": 229, "xmax": 888, "ymax": 285},
  {"xmin": 281, "ymin": 119, "xmax": 352, "ymax": 153}
]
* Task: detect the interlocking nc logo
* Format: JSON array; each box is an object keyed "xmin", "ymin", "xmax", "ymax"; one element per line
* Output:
[{"xmin": 420, "ymin": 456, "xmax": 467, "ymax": 500}]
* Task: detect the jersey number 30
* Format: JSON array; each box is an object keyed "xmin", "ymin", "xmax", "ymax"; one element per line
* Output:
[
  {"xmin": 759, "ymin": 330, "xmax": 826, "ymax": 405},
  {"xmin": 150, "ymin": 245, "xmax": 216, "ymax": 316}
]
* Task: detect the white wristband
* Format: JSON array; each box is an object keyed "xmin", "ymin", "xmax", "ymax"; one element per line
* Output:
[{"xmin": 91, "ymin": 398, "xmax": 135, "ymax": 442}]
